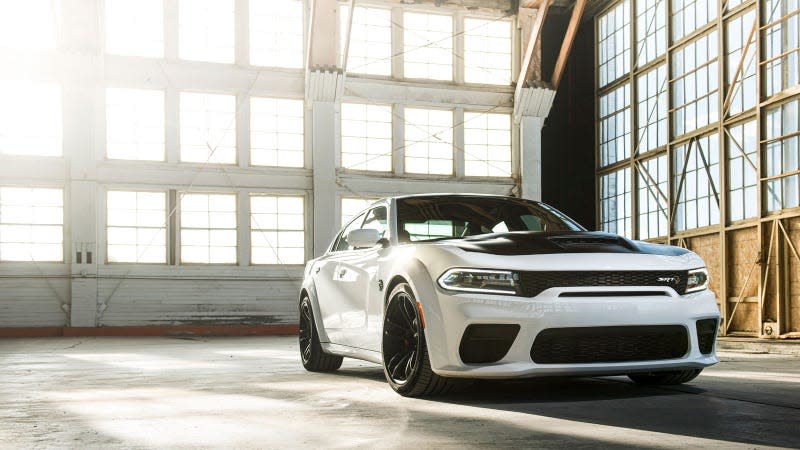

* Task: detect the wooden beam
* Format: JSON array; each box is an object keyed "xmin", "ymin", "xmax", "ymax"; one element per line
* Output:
[
  {"xmin": 550, "ymin": 0, "xmax": 586, "ymax": 89},
  {"xmin": 515, "ymin": 0, "xmax": 550, "ymax": 100}
]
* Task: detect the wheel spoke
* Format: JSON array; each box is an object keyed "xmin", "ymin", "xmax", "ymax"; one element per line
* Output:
[
  {"xmin": 391, "ymin": 352, "xmax": 412, "ymax": 381},
  {"xmin": 384, "ymin": 318, "xmax": 408, "ymax": 337},
  {"xmin": 399, "ymin": 297, "xmax": 416, "ymax": 327},
  {"xmin": 302, "ymin": 342, "xmax": 311, "ymax": 360},
  {"xmin": 404, "ymin": 350, "xmax": 416, "ymax": 379}
]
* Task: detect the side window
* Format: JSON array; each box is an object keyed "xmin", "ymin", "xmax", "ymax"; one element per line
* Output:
[
  {"xmin": 362, "ymin": 206, "xmax": 387, "ymax": 237},
  {"xmin": 333, "ymin": 211, "xmax": 367, "ymax": 251},
  {"xmin": 521, "ymin": 214, "xmax": 545, "ymax": 231}
]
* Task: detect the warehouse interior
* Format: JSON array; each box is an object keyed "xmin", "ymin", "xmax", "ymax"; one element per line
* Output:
[{"xmin": 1, "ymin": 0, "xmax": 799, "ymax": 447}]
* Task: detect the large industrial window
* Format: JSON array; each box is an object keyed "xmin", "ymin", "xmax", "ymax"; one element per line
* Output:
[
  {"xmin": 0, "ymin": 81, "xmax": 62, "ymax": 157},
  {"xmin": 636, "ymin": 65, "xmax": 667, "ymax": 154},
  {"xmin": 764, "ymin": 99, "xmax": 800, "ymax": 211},
  {"xmin": 179, "ymin": 92, "xmax": 236, "ymax": 164},
  {"xmin": 635, "ymin": 0, "xmax": 665, "ymax": 67},
  {"xmin": 0, "ymin": 187, "xmax": 63, "ymax": 262},
  {"xmin": 250, "ymin": 0, "xmax": 304, "ymax": 68},
  {"xmin": 463, "ymin": 112, "xmax": 511, "ymax": 177},
  {"xmin": 637, "ymin": 155, "xmax": 668, "ymax": 239},
  {"xmin": 106, "ymin": 191, "xmax": 167, "ymax": 263},
  {"xmin": 250, "ymin": 195, "xmax": 305, "ymax": 264},
  {"xmin": 250, "ymin": 97, "xmax": 304, "ymax": 167},
  {"xmin": 106, "ymin": 88, "xmax": 165, "ymax": 161},
  {"xmin": 404, "ymin": 12, "xmax": 453, "ymax": 81},
  {"xmin": 180, "ymin": 193, "xmax": 237, "ymax": 264},
  {"xmin": 727, "ymin": 120, "xmax": 758, "ymax": 221},
  {"xmin": 725, "ymin": 10, "xmax": 757, "ymax": 117},
  {"xmin": 670, "ymin": 0, "xmax": 716, "ymax": 42},
  {"xmin": 597, "ymin": 1, "xmax": 630, "ymax": 87},
  {"xmin": 762, "ymin": 0, "xmax": 800, "ymax": 97},
  {"xmin": 463, "ymin": 18, "xmax": 512, "ymax": 85},
  {"xmin": 404, "ymin": 107, "xmax": 453, "ymax": 175},
  {"xmin": 0, "ymin": 0, "xmax": 60, "ymax": 50},
  {"xmin": 105, "ymin": 0, "xmax": 163, "ymax": 57},
  {"xmin": 599, "ymin": 84, "xmax": 631, "ymax": 166},
  {"xmin": 341, "ymin": 102, "xmax": 392, "ymax": 172},
  {"xmin": 673, "ymin": 133, "xmax": 720, "ymax": 231},
  {"xmin": 341, "ymin": 197, "xmax": 378, "ymax": 226},
  {"xmin": 179, "ymin": 0, "xmax": 235, "ymax": 64},
  {"xmin": 600, "ymin": 168, "xmax": 632, "ymax": 238},
  {"xmin": 671, "ymin": 31, "xmax": 718, "ymax": 136},
  {"xmin": 341, "ymin": 6, "xmax": 391, "ymax": 76}
]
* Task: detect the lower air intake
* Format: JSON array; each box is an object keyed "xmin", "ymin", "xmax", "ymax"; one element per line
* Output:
[
  {"xmin": 459, "ymin": 324, "xmax": 520, "ymax": 364},
  {"xmin": 696, "ymin": 318, "xmax": 718, "ymax": 355},
  {"xmin": 531, "ymin": 325, "xmax": 689, "ymax": 364}
]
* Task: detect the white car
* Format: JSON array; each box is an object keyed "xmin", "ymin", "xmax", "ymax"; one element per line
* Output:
[{"xmin": 298, "ymin": 194, "xmax": 720, "ymax": 397}]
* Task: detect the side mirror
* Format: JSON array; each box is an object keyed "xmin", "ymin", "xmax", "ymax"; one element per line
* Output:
[{"xmin": 346, "ymin": 228, "xmax": 382, "ymax": 249}]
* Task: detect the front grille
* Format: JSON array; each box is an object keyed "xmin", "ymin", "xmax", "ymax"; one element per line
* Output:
[
  {"xmin": 696, "ymin": 318, "xmax": 718, "ymax": 355},
  {"xmin": 459, "ymin": 324, "xmax": 520, "ymax": 364},
  {"xmin": 518, "ymin": 271, "xmax": 689, "ymax": 297},
  {"xmin": 531, "ymin": 325, "xmax": 689, "ymax": 364}
]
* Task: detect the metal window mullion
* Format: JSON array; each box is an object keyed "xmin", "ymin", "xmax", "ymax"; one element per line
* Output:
[
  {"xmin": 718, "ymin": 0, "xmax": 729, "ymax": 330},
  {"xmin": 629, "ymin": 0, "xmax": 639, "ymax": 239}
]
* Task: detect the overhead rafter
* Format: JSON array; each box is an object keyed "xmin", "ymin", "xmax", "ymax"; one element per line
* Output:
[
  {"xmin": 514, "ymin": 0, "xmax": 551, "ymax": 99},
  {"xmin": 550, "ymin": 0, "xmax": 586, "ymax": 89}
]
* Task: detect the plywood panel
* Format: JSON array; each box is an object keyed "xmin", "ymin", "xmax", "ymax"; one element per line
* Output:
[
  {"xmin": 687, "ymin": 233, "xmax": 722, "ymax": 307},
  {"xmin": 787, "ymin": 218, "xmax": 800, "ymax": 333},
  {"xmin": 726, "ymin": 227, "xmax": 760, "ymax": 334}
]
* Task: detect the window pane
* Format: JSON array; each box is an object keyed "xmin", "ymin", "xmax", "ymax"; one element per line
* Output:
[
  {"xmin": 250, "ymin": 0, "xmax": 303, "ymax": 68},
  {"xmin": 599, "ymin": 83, "xmax": 631, "ymax": 166},
  {"xmin": 763, "ymin": 99, "xmax": 800, "ymax": 211},
  {"xmin": 671, "ymin": 0, "xmax": 717, "ymax": 41},
  {"xmin": 180, "ymin": 193, "xmax": 237, "ymax": 264},
  {"xmin": 106, "ymin": 88, "xmax": 165, "ymax": 161},
  {"xmin": 341, "ymin": 197, "xmax": 379, "ymax": 227},
  {"xmin": 107, "ymin": 191, "xmax": 167, "ymax": 263},
  {"xmin": 0, "ymin": 81, "xmax": 62, "ymax": 157},
  {"xmin": 404, "ymin": 12, "xmax": 453, "ymax": 81},
  {"xmin": 179, "ymin": 92, "xmax": 236, "ymax": 164},
  {"xmin": 727, "ymin": 120, "xmax": 758, "ymax": 221},
  {"xmin": 341, "ymin": 103, "xmax": 392, "ymax": 171},
  {"xmin": 636, "ymin": 0, "xmax": 666, "ymax": 66},
  {"xmin": 600, "ymin": 168, "xmax": 633, "ymax": 238},
  {"xmin": 671, "ymin": 31, "xmax": 719, "ymax": 136},
  {"xmin": 636, "ymin": 65, "xmax": 667, "ymax": 154},
  {"xmin": 597, "ymin": 1, "xmax": 630, "ymax": 87},
  {"xmin": 673, "ymin": 133, "xmax": 721, "ymax": 231},
  {"xmin": 250, "ymin": 97, "xmax": 304, "ymax": 167},
  {"xmin": 463, "ymin": 112, "xmax": 511, "ymax": 177},
  {"xmin": 0, "ymin": 0, "xmax": 60, "ymax": 50},
  {"xmin": 250, "ymin": 194, "xmax": 305, "ymax": 264},
  {"xmin": 725, "ymin": 10, "xmax": 758, "ymax": 116},
  {"xmin": 404, "ymin": 107, "xmax": 453, "ymax": 175},
  {"xmin": 106, "ymin": 0, "xmax": 163, "ymax": 57},
  {"xmin": 464, "ymin": 17, "xmax": 512, "ymax": 85},
  {"xmin": 762, "ymin": 0, "xmax": 800, "ymax": 97},
  {"xmin": 0, "ymin": 187, "xmax": 63, "ymax": 261},
  {"xmin": 637, "ymin": 155, "xmax": 668, "ymax": 239},
  {"xmin": 342, "ymin": 6, "xmax": 391, "ymax": 75},
  {"xmin": 179, "ymin": 0, "xmax": 234, "ymax": 63}
]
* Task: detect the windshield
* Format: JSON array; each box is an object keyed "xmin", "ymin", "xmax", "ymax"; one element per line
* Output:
[{"xmin": 396, "ymin": 196, "xmax": 584, "ymax": 242}]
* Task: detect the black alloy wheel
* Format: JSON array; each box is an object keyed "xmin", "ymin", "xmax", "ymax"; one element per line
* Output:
[{"xmin": 299, "ymin": 296, "xmax": 343, "ymax": 372}]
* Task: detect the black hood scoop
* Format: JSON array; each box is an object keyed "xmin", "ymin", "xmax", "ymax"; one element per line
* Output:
[{"xmin": 447, "ymin": 231, "xmax": 690, "ymax": 257}]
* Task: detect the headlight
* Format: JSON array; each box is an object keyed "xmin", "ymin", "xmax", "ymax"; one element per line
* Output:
[
  {"xmin": 686, "ymin": 268, "xmax": 709, "ymax": 293},
  {"xmin": 437, "ymin": 269, "xmax": 519, "ymax": 295}
]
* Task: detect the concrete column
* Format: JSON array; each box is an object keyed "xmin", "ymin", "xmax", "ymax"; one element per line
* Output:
[
  {"xmin": 519, "ymin": 115, "xmax": 543, "ymax": 201},
  {"xmin": 311, "ymin": 101, "xmax": 337, "ymax": 257}
]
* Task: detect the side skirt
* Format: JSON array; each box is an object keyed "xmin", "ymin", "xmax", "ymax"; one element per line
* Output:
[{"xmin": 321, "ymin": 342, "xmax": 383, "ymax": 365}]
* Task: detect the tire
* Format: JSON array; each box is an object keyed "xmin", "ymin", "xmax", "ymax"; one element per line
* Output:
[
  {"xmin": 627, "ymin": 368, "xmax": 702, "ymax": 385},
  {"xmin": 299, "ymin": 296, "xmax": 343, "ymax": 372},
  {"xmin": 382, "ymin": 283, "xmax": 457, "ymax": 397}
]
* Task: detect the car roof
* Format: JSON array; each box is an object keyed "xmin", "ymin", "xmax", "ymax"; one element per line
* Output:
[{"xmin": 380, "ymin": 193, "xmax": 538, "ymax": 202}]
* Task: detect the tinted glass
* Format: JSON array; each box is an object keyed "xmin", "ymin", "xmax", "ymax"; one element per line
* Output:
[{"xmin": 396, "ymin": 196, "xmax": 583, "ymax": 242}]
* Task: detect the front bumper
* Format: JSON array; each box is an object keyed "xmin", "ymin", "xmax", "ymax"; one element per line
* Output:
[{"xmin": 425, "ymin": 287, "xmax": 720, "ymax": 379}]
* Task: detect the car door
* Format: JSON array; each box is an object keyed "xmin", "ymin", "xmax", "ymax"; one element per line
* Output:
[{"xmin": 314, "ymin": 206, "xmax": 387, "ymax": 348}]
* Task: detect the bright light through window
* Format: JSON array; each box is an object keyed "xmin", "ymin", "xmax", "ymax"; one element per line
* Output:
[
  {"xmin": 180, "ymin": 92, "xmax": 236, "ymax": 164},
  {"xmin": 180, "ymin": 193, "xmax": 237, "ymax": 264},
  {"xmin": 341, "ymin": 197, "xmax": 378, "ymax": 227},
  {"xmin": 0, "ymin": 81, "xmax": 62, "ymax": 157},
  {"xmin": 463, "ymin": 112, "xmax": 511, "ymax": 177},
  {"xmin": 404, "ymin": 12, "xmax": 453, "ymax": 81},
  {"xmin": 107, "ymin": 191, "xmax": 167, "ymax": 263},
  {"xmin": 0, "ymin": 0, "xmax": 60, "ymax": 50},
  {"xmin": 341, "ymin": 6, "xmax": 391, "ymax": 75},
  {"xmin": 464, "ymin": 18, "xmax": 512, "ymax": 85},
  {"xmin": 250, "ymin": 0, "xmax": 303, "ymax": 68},
  {"xmin": 404, "ymin": 108, "xmax": 453, "ymax": 175},
  {"xmin": 105, "ymin": 0, "xmax": 163, "ymax": 57},
  {"xmin": 250, "ymin": 195, "xmax": 305, "ymax": 264},
  {"xmin": 341, "ymin": 103, "xmax": 392, "ymax": 172},
  {"xmin": 250, "ymin": 97, "xmax": 304, "ymax": 167},
  {"xmin": 179, "ymin": 0, "xmax": 234, "ymax": 63},
  {"xmin": 0, "ymin": 187, "xmax": 63, "ymax": 262},
  {"xmin": 106, "ymin": 88, "xmax": 165, "ymax": 161}
]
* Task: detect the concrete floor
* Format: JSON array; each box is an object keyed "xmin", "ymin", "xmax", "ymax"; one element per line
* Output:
[{"xmin": 0, "ymin": 337, "xmax": 798, "ymax": 449}]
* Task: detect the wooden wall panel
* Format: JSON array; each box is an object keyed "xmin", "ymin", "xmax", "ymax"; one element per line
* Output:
[
  {"xmin": 726, "ymin": 227, "xmax": 760, "ymax": 334},
  {"xmin": 687, "ymin": 233, "xmax": 722, "ymax": 308},
  {"xmin": 788, "ymin": 218, "xmax": 800, "ymax": 333},
  {"xmin": 0, "ymin": 278, "xmax": 69, "ymax": 327}
]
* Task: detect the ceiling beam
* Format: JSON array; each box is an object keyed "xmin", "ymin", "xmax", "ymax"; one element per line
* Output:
[
  {"xmin": 514, "ymin": 0, "xmax": 550, "ymax": 98},
  {"xmin": 550, "ymin": 0, "xmax": 586, "ymax": 89}
]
